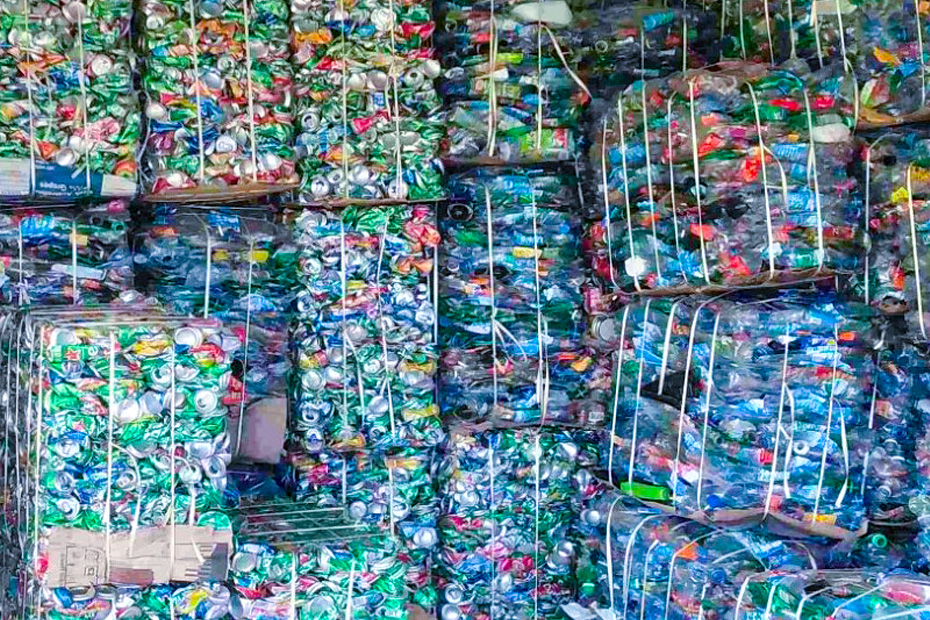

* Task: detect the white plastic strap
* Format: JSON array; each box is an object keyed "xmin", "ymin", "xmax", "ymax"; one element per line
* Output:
[
  {"xmin": 0, "ymin": 318, "xmax": 11, "ymax": 496},
  {"xmin": 601, "ymin": 120, "xmax": 618, "ymax": 286},
  {"xmin": 17, "ymin": 223, "xmax": 24, "ymax": 305},
  {"xmin": 810, "ymin": 0, "xmax": 824, "ymax": 68},
  {"xmin": 486, "ymin": 188, "xmax": 500, "ymax": 411},
  {"xmin": 344, "ymin": 560, "xmax": 356, "ymax": 620},
  {"xmin": 31, "ymin": 325, "xmax": 45, "ymax": 617},
  {"xmin": 666, "ymin": 98, "xmax": 687, "ymax": 283},
  {"xmin": 376, "ymin": 218, "xmax": 397, "ymax": 438},
  {"xmin": 203, "ymin": 225, "xmax": 213, "ymax": 318},
  {"xmin": 833, "ymin": 0, "xmax": 848, "ymax": 69},
  {"xmin": 859, "ymin": 353, "xmax": 879, "ymax": 498},
  {"xmin": 290, "ymin": 554, "xmax": 298, "ymax": 620},
  {"xmin": 694, "ymin": 313, "xmax": 720, "ymax": 508},
  {"xmin": 340, "ymin": 219, "xmax": 350, "ymax": 427},
  {"xmin": 187, "ymin": 0, "xmax": 206, "ymax": 181},
  {"xmin": 603, "ymin": 495, "xmax": 624, "ymax": 616},
  {"xmin": 541, "ymin": 26, "xmax": 590, "ymax": 99},
  {"xmin": 533, "ymin": 434, "xmax": 541, "ymax": 620},
  {"xmin": 626, "ymin": 301, "xmax": 651, "ymax": 488},
  {"xmin": 908, "ymin": 165, "xmax": 928, "ymax": 339},
  {"xmin": 76, "ymin": 20, "xmax": 91, "ymax": 191},
  {"xmin": 607, "ymin": 306, "xmax": 631, "ymax": 487},
  {"xmin": 863, "ymin": 140, "xmax": 878, "ymax": 305},
  {"xmin": 170, "ymin": 343, "xmax": 178, "ymax": 575},
  {"xmin": 106, "ymin": 331, "xmax": 116, "ymax": 578},
  {"xmin": 835, "ymin": 392, "xmax": 850, "ymax": 509},
  {"xmin": 619, "ymin": 514, "xmax": 664, "ymax": 620},
  {"xmin": 718, "ymin": 0, "xmax": 727, "ymax": 60},
  {"xmin": 536, "ymin": 22, "xmax": 543, "ymax": 151},
  {"xmin": 71, "ymin": 219, "xmax": 79, "ymax": 304},
  {"xmin": 486, "ymin": 6, "xmax": 499, "ymax": 158},
  {"xmin": 340, "ymin": 0, "xmax": 349, "ymax": 199},
  {"xmin": 12, "ymin": 318, "xmax": 26, "ymax": 531},
  {"xmin": 746, "ymin": 84, "xmax": 777, "ymax": 279},
  {"xmin": 803, "ymin": 91, "xmax": 826, "ymax": 273},
  {"xmin": 787, "ymin": 0, "xmax": 797, "ymax": 60},
  {"xmin": 782, "ymin": 388, "xmax": 796, "ymax": 501},
  {"xmin": 241, "ymin": 0, "xmax": 259, "ymax": 183},
  {"xmin": 917, "ymin": 0, "xmax": 928, "ymax": 109},
  {"xmin": 235, "ymin": 240, "xmax": 256, "ymax": 455},
  {"xmin": 341, "ymin": 456, "xmax": 348, "ymax": 503},
  {"xmin": 671, "ymin": 302, "xmax": 708, "ymax": 501},
  {"xmin": 641, "ymin": 73, "xmax": 661, "ymax": 282},
  {"xmin": 732, "ymin": 573, "xmax": 767, "ymax": 620},
  {"xmin": 489, "ymin": 443, "xmax": 497, "ymax": 620},
  {"xmin": 530, "ymin": 190, "xmax": 549, "ymax": 423},
  {"xmin": 115, "ymin": 445, "xmax": 144, "ymax": 557},
  {"xmin": 688, "ymin": 80, "xmax": 711, "ymax": 284},
  {"xmin": 617, "ymin": 94, "xmax": 642, "ymax": 291},
  {"xmin": 638, "ymin": 540, "xmax": 660, "ymax": 620},
  {"xmin": 763, "ymin": 324, "xmax": 792, "ymax": 520},
  {"xmin": 388, "ymin": 464, "xmax": 396, "ymax": 536},
  {"xmin": 20, "ymin": 0, "xmax": 37, "ymax": 193},
  {"xmin": 811, "ymin": 324, "xmax": 840, "ymax": 522},
  {"xmin": 657, "ymin": 300, "xmax": 681, "ymax": 395},
  {"xmin": 345, "ymin": 325, "xmax": 367, "ymax": 421},
  {"xmin": 388, "ymin": 0, "xmax": 404, "ymax": 189},
  {"xmin": 738, "ymin": 0, "xmax": 746, "ymax": 59}
]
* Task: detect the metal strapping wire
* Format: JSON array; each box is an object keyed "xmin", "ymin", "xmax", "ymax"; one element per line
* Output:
[{"xmin": 232, "ymin": 499, "xmax": 380, "ymax": 545}]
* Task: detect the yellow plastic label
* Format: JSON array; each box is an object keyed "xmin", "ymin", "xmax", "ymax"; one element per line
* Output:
[{"xmin": 891, "ymin": 187, "xmax": 910, "ymax": 204}]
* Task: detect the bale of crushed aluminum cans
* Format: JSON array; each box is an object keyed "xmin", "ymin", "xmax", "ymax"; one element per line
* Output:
[
  {"xmin": 568, "ymin": 503, "xmax": 821, "ymax": 620},
  {"xmin": 0, "ymin": 308, "xmax": 238, "ymax": 616},
  {"xmin": 435, "ymin": 426, "xmax": 604, "ymax": 620},
  {"xmin": 26, "ymin": 583, "xmax": 245, "ymax": 619},
  {"xmin": 232, "ymin": 537, "xmax": 412, "ymax": 619},
  {"xmin": 288, "ymin": 204, "xmax": 441, "ymax": 452},
  {"xmin": 133, "ymin": 205, "xmax": 296, "ymax": 456},
  {"xmin": 284, "ymin": 448, "xmax": 438, "ymax": 610},
  {"xmin": 290, "ymin": 0, "xmax": 444, "ymax": 202},
  {"xmin": 231, "ymin": 490, "xmax": 417, "ymax": 620},
  {"xmin": 0, "ymin": 0, "xmax": 139, "ymax": 199},
  {"xmin": 435, "ymin": 0, "xmax": 590, "ymax": 163},
  {"xmin": 863, "ymin": 128, "xmax": 930, "ymax": 315},
  {"xmin": 736, "ymin": 571, "xmax": 930, "ymax": 619},
  {"xmin": 0, "ymin": 201, "xmax": 132, "ymax": 305},
  {"xmin": 438, "ymin": 167, "xmax": 608, "ymax": 426},
  {"xmin": 575, "ymin": 3, "xmax": 720, "ymax": 94},
  {"xmin": 591, "ymin": 294, "xmax": 874, "ymax": 535},
  {"xmin": 138, "ymin": 0, "xmax": 297, "ymax": 195},
  {"xmin": 587, "ymin": 62, "xmax": 861, "ymax": 294}
]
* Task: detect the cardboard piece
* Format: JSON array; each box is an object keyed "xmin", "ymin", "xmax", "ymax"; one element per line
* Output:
[
  {"xmin": 141, "ymin": 182, "xmax": 298, "ymax": 204},
  {"xmin": 288, "ymin": 196, "xmax": 445, "ymax": 208},
  {"xmin": 45, "ymin": 525, "xmax": 231, "ymax": 588},
  {"xmin": 633, "ymin": 499, "xmax": 866, "ymax": 541},
  {"xmin": 228, "ymin": 396, "xmax": 287, "ymax": 464},
  {"xmin": 407, "ymin": 604, "xmax": 434, "ymax": 620}
]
